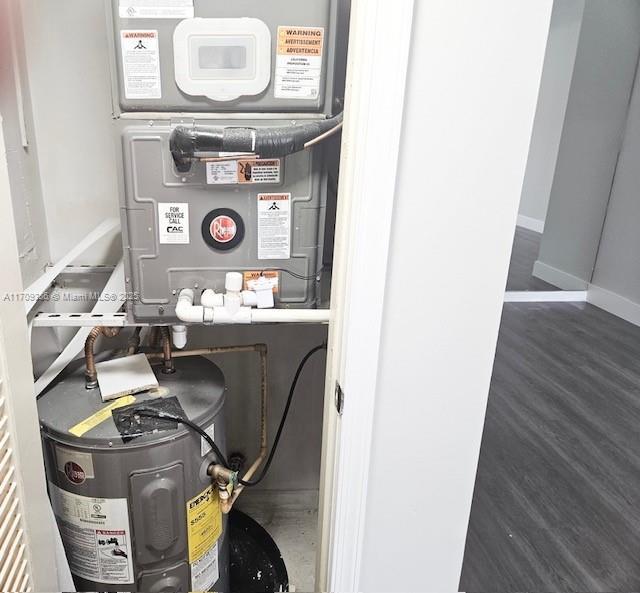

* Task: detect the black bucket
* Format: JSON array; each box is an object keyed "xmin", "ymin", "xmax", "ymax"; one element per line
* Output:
[{"xmin": 229, "ymin": 510, "xmax": 289, "ymax": 593}]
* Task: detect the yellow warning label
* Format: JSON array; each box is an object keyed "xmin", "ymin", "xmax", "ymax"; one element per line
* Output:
[
  {"xmin": 68, "ymin": 396, "xmax": 137, "ymax": 437},
  {"xmin": 187, "ymin": 485, "xmax": 222, "ymax": 563}
]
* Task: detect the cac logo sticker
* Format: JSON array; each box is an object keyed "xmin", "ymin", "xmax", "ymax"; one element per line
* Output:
[
  {"xmin": 210, "ymin": 216, "xmax": 237, "ymax": 244},
  {"xmin": 64, "ymin": 461, "xmax": 86, "ymax": 485}
]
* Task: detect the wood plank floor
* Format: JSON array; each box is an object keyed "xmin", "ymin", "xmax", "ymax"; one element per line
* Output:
[
  {"xmin": 507, "ymin": 226, "xmax": 558, "ymax": 291},
  {"xmin": 461, "ymin": 302, "xmax": 640, "ymax": 592}
]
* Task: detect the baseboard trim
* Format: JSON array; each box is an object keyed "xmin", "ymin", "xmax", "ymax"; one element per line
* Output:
[
  {"xmin": 587, "ymin": 285, "xmax": 640, "ymax": 327},
  {"xmin": 517, "ymin": 215, "xmax": 545, "ymax": 233},
  {"xmin": 532, "ymin": 261, "xmax": 589, "ymax": 291},
  {"xmin": 505, "ymin": 291, "xmax": 587, "ymax": 303}
]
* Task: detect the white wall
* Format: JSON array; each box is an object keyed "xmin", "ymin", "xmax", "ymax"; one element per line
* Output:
[
  {"xmin": 0, "ymin": 0, "xmax": 51, "ymax": 286},
  {"xmin": 589, "ymin": 54, "xmax": 640, "ymax": 325},
  {"xmin": 535, "ymin": 1, "xmax": 640, "ymax": 288},
  {"xmin": 21, "ymin": 0, "xmax": 120, "ymax": 263},
  {"xmin": 518, "ymin": 0, "xmax": 584, "ymax": 232},
  {"xmin": 357, "ymin": 1, "xmax": 552, "ymax": 591}
]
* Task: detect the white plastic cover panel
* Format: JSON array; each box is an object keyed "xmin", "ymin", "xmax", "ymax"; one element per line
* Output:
[{"xmin": 173, "ymin": 18, "xmax": 271, "ymax": 101}]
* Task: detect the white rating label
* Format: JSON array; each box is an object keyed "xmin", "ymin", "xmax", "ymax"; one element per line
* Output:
[{"xmin": 119, "ymin": 0, "xmax": 194, "ymax": 19}]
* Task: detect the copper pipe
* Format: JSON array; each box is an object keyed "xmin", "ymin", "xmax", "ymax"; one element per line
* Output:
[
  {"xmin": 85, "ymin": 327, "xmax": 122, "ymax": 389},
  {"xmin": 146, "ymin": 345, "xmax": 264, "ymax": 360},
  {"xmin": 127, "ymin": 327, "xmax": 142, "ymax": 356},
  {"xmin": 148, "ymin": 344, "xmax": 268, "ymax": 513},
  {"xmin": 159, "ymin": 327, "xmax": 175, "ymax": 374},
  {"xmin": 147, "ymin": 326, "xmax": 160, "ymax": 349},
  {"xmin": 220, "ymin": 344, "xmax": 268, "ymax": 513}
]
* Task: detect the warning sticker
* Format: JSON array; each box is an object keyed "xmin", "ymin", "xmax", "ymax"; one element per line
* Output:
[
  {"xmin": 119, "ymin": 0, "xmax": 194, "ymax": 19},
  {"xmin": 243, "ymin": 271, "xmax": 280, "ymax": 294},
  {"xmin": 206, "ymin": 159, "xmax": 281, "ymax": 185},
  {"xmin": 49, "ymin": 483, "xmax": 134, "ymax": 585},
  {"xmin": 275, "ymin": 26, "xmax": 325, "ymax": 100},
  {"xmin": 68, "ymin": 396, "xmax": 137, "ymax": 438},
  {"xmin": 121, "ymin": 30, "xmax": 161, "ymax": 99},
  {"xmin": 238, "ymin": 159, "xmax": 281, "ymax": 184},
  {"xmin": 191, "ymin": 542, "xmax": 219, "ymax": 591},
  {"xmin": 187, "ymin": 485, "xmax": 222, "ymax": 590},
  {"xmin": 158, "ymin": 203, "xmax": 190, "ymax": 245},
  {"xmin": 258, "ymin": 194, "xmax": 291, "ymax": 260}
]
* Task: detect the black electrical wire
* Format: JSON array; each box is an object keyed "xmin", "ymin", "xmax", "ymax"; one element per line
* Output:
[
  {"xmin": 239, "ymin": 343, "xmax": 327, "ymax": 487},
  {"xmin": 135, "ymin": 343, "xmax": 327, "ymax": 487},
  {"xmin": 260, "ymin": 268, "xmax": 324, "ymax": 282},
  {"xmin": 135, "ymin": 409, "xmax": 230, "ymax": 468}
]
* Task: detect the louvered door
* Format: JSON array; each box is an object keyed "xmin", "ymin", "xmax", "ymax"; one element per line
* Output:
[{"xmin": 0, "ymin": 363, "xmax": 32, "ymax": 592}]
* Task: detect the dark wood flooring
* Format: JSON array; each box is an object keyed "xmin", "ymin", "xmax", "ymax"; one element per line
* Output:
[
  {"xmin": 507, "ymin": 226, "xmax": 558, "ymax": 291},
  {"xmin": 461, "ymin": 302, "xmax": 640, "ymax": 592}
]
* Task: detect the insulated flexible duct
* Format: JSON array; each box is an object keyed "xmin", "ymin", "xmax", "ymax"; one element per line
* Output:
[{"xmin": 170, "ymin": 112, "xmax": 343, "ymax": 172}]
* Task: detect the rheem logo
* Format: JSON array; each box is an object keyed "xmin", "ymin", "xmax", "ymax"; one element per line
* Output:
[
  {"xmin": 210, "ymin": 216, "xmax": 237, "ymax": 244},
  {"xmin": 64, "ymin": 461, "xmax": 86, "ymax": 485}
]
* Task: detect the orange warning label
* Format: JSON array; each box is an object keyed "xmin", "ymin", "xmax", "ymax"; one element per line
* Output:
[
  {"xmin": 277, "ymin": 26, "xmax": 325, "ymax": 57},
  {"xmin": 243, "ymin": 271, "xmax": 280, "ymax": 294},
  {"xmin": 258, "ymin": 193, "xmax": 290, "ymax": 201},
  {"xmin": 237, "ymin": 159, "xmax": 281, "ymax": 184}
]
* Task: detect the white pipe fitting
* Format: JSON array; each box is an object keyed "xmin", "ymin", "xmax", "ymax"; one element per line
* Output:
[
  {"xmin": 172, "ymin": 325, "xmax": 188, "ymax": 350},
  {"xmin": 175, "ymin": 289, "xmax": 213, "ymax": 323},
  {"xmin": 225, "ymin": 272, "xmax": 244, "ymax": 293},
  {"xmin": 201, "ymin": 289, "xmax": 224, "ymax": 309},
  {"xmin": 242, "ymin": 291, "xmax": 258, "ymax": 308},
  {"xmin": 213, "ymin": 306, "xmax": 253, "ymax": 325}
]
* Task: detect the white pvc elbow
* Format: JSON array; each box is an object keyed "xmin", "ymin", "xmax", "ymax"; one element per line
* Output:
[{"xmin": 175, "ymin": 289, "xmax": 213, "ymax": 323}]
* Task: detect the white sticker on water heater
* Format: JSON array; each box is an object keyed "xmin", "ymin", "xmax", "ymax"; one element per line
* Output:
[
  {"xmin": 191, "ymin": 541, "xmax": 219, "ymax": 591},
  {"xmin": 158, "ymin": 203, "xmax": 190, "ymax": 245},
  {"xmin": 119, "ymin": 0, "xmax": 194, "ymax": 19},
  {"xmin": 121, "ymin": 30, "xmax": 162, "ymax": 99},
  {"xmin": 49, "ymin": 483, "xmax": 135, "ymax": 585},
  {"xmin": 258, "ymin": 194, "xmax": 291, "ymax": 260}
]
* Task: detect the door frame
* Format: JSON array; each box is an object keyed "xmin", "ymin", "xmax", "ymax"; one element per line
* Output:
[{"xmin": 316, "ymin": 1, "xmax": 416, "ymax": 590}]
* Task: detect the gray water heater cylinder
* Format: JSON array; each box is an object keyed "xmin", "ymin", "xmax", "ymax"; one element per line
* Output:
[{"xmin": 38, "ymin": 356, "xmax": 229, "ymax": 593}]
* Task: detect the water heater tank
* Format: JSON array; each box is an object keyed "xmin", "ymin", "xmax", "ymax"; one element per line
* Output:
[{"xmin": 38, "ymin": 356, "xmax": 228, "ymax": 593}]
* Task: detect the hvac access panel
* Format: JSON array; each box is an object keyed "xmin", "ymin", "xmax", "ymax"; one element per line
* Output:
[
  {"xmin": 120, "ymin": 122, "xmax": 327, "ymax": 323},
  {"xmin": 110, "ymin": 0, "xmax": 343, "ymax": 113}
]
